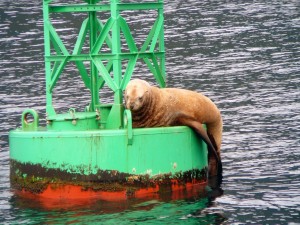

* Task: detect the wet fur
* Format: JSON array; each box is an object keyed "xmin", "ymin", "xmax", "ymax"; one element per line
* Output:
[{"xmin": 125, "ymin": 79, "xmax": 223, "ymax": 177}]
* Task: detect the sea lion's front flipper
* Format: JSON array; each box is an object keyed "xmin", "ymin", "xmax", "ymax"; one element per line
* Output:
[{"xmin": 175, "ymin": 115, "xmax": 222, "ymax": 177}]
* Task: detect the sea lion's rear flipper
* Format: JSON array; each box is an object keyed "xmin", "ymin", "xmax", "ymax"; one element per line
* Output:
[
  {"xmin": 207, "ymin": 133, "xmax": 223, "ymax": 176},
  {"xmin": 176, "ymin": 115, "xmax": 222, "ymax": 177}
]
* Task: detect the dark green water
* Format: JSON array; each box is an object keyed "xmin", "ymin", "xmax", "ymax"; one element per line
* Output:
[{"xmin": 1, "ymin": 0, "xmax": 299, "ymax": 224}]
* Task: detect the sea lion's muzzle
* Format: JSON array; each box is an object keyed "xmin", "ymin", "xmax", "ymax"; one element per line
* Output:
[
  {"xmin": 129, "ymin": 103, "xmax": 135, "ymax": 110},
  {"xmin": 124, "ymin": 100, "xmax": 136, "ymax": 111},
  {"xmin": 124, "ymin": 98, "xmax": 131, "ymax": 110}
]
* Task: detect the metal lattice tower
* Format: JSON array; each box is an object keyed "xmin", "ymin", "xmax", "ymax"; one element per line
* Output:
[{"xmin": 43, "ymin": 0, "xmax": 166, "ymax": 129}]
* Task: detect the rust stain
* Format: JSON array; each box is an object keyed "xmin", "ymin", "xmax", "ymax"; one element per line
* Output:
[{"xmin": 10, "ymin": 160, "xmax": 208, "ymax": 196}]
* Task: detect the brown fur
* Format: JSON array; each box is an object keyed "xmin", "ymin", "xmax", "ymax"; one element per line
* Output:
[{"xmin": 125, "ymin": 79, "xmax": 223, "ymax": 176}]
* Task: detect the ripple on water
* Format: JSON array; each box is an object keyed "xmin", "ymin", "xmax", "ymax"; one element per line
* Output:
[{"xmin": 1, "ymin": 0, "xmax": 300, "ymax": 224}]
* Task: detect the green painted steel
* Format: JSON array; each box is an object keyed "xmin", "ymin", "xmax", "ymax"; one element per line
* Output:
[
  {"xmin": 43, "ymin": 0, "xmax": 166, "ymax": 129},
  {"xmin": 10, "ymin": 109, "xmax": 208, "ymax": 179},
  {"xmin": 21, "ymin": 109, "xmax": 39, "ymax": 131},
  {"xmin": 10, "ymin": 126, "xmax": 208, "ymax": 177},
  {"xmin": 9, "ymin": 0, "xmax": 209, "ymax": 191}
]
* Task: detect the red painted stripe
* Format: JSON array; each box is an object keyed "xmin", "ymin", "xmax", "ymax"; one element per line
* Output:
[{"xmin": 14, "ymin": 180, "xmax": 207, "ymax": 209}]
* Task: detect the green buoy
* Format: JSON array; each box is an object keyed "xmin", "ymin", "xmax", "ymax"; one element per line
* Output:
[{"xmin": 9, "ymin": 0, "xmax": 208, "ymax": 202}]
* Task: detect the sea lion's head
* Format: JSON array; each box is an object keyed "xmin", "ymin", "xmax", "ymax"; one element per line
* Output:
[{"xmin": 125, "ymin": 79, "xmax": 151, "ymax": 112}]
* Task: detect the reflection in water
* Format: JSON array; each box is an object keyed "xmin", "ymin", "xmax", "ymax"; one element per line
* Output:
[
  {"xmin": 1, "ymin": 0, "xmax": 300, "ymax": 224},
  {"xmin": 10, "ymin": 179, "xmax": 225, "ymax": 224}
]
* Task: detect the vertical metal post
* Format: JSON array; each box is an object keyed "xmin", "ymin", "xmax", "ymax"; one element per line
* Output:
[
  {"xmin": 105, "ymin": 0, "xmax": 124, "ymax": 129},
  {"xmin": 43, "ymin": 0, "xmax": 56, "ymax": 117},
  {"xmin": 158, "ymin": 0, "xmax": 166, "ymax": 87},
  {"xmin": 89, "ymin": 0, "xmax": 100, "ymax": 112},
  {"xmin": 111, "ymin": 0, "xmax": 122, "ymax": 105}
]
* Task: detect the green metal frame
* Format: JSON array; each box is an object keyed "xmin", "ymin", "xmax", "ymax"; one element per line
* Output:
[
  {"xmin": 9, "ymin": 1, "xmax": 210, "ymax": 196},
  {"xmin": 43, "ymin": 0, "xmax": 166, "ymax": 129}
]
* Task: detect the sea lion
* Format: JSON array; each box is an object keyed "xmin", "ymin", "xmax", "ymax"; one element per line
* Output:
[{"xmin": 124, "ymin": 79, "xmax": 223, "ymax": 177}]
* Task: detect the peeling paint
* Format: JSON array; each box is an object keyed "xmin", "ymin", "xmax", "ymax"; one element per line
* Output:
[{"xmin": 173, "ymin": 162, "xmax": 177, "ymax": 169}]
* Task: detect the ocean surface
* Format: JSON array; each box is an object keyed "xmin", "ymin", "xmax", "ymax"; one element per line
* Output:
[{"xmin": 1, "ymin": 0, "xmax": 299, "ymax": 224}]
